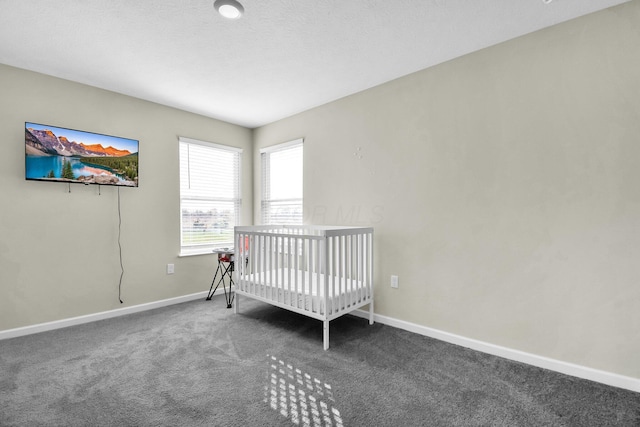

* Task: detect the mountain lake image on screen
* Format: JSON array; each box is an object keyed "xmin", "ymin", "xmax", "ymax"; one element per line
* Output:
[{"xmin": 25, "ymin": 122, "xmax": 139, "ymax": 187}]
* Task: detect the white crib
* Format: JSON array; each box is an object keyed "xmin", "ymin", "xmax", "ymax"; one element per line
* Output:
[{"xmin": 233, "ymin": 225, "xmax": 374, "ymax": 350}]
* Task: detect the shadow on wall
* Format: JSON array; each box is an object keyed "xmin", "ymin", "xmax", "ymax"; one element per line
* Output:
[{"xmin": 304, "ymin": 205, "xmax": 385, "ymax": 226}]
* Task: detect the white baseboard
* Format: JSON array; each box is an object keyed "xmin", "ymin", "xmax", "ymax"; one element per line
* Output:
[
  {"xmin": 0, "ymin": 290, "xmax": 213, "ymax": 341},
  {"xmin": 351, "ymin": 309, "xmax": 640, "ymax": 393}
]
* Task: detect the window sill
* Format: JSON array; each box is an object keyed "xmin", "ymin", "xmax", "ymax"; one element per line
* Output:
[
  {"xmin": 179, "ymin": 250, "xmax": 215, "ymax": 257},
  {"xmin": 179, "ymin": 246, "xmax": 234, "ymax": 257}
]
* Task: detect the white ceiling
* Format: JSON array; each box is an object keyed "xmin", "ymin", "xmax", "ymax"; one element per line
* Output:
[{"xmin": 0, "ymin": 0, "xmax": 629, "ymax": 128}]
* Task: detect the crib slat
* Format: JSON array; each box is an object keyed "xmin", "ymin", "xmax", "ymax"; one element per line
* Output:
[
  {"xmin": 242, "ymin": 233, "xmax": 247, "ymax": 293},
  {"xmin": 308, "ymin": 238, "xmax": 314, "ymax": 313},
  {"xmin": 307, "ymin": 238, "xmax": 315, "ymax": 313},
  {"xmin": 270, "ymin": 235, "xmax": 275, "ymax": 302},
  {"xmin": 337, "ymin": 235, "xmax": 341, "ymax": 313},
  {"xmin": 335, "ymin": 235, "xmax": 340, "ymax": 312},
  {"xmin": 343, "ymin": 235, "xmax": 348, "ymax": 309},
  {"xmin": 245, "ymin": 233, "xmax": 249, "ymax": 294},
  {"xmin": 280, "ymin": 235, "xmax": 285, "ymax": 304},
  {"xmin": 313, "ymin": 238, "xmax": 318, "ymax": 314},
  {"xmin": 302, "ymin": 237, "xmax": 307, "ymax": 312},
  {"xmin": 368, "ymin": 232, "xmax": 372, "ymax": 299},
  {"xmin": 250, "ymin": 234, "xmax": 254, "ymax": 296},
  {"xmin": 281, "ymin": 236, "xmax": 286, "ymax": 304},
  {"xmin": 338, "ymin": 236, "xmax": 344, "ymax": 311},
  {"xmin": 346, "ymin": 235, "xmax": 350, "ymax": 308},
  {"xmin": 294, "ymin": 237, "xmax": 299, "ymax": 310},
  {"xmin": 368, "ymin": 232, "xmax": 373, "ymax": 300},
  {"xmin": 353, "ymin": 233, "xmax": 358, "ymax": 303},
  {"xmin": 351, "ymin": 233, "xmax": 356, "ymax": 306},
  {"xmin": 271, "ymin": 235, "xmax": 275, "ymax": 302},
  {"xmin": 308, "ymin": 238, "xmax": 313, "ymax": 313},
  {"xmin": 253, "ymin": 234, "xmax": 258, "ymax": 296},
  {"xmin": 276, "ymin": 235, "xmax": 280, "ymax": 303},
  {"xmin": 345, "ymin": 234, "xmax": 349, "ymax": 306},
  {"xmin": 254, "ymin": 234, "xmax": 259, "ymax": 297},
  {"xmin": 287, "ymin": 237, "xmax": 292, "ymax": 306},
  {"xmin": 316, "ymin": 238, "xmax": 322, "ymax": 315},
  {"xmin": 330, "ymin": 236, "xmax": 335, "ymax": 316},
  {"xmin": 254, "ymin": 236, "xmax": 266, "ymax": 296},
  {"xmin": 358, "ymin": 233, "xmax": 363, "ymax": 303},
  {"xmin": 261, "ymin": 235, "xmax": 265, "ymax": 298},
  {"xmin": 267, "ymin": 235, "xmax": 270, "ymax": 300},
  {"xmin": 349, "ymin": 236, "xmax": 356, "ymax": 307},
  {"xmin": 324, "ymin": 236, "xmax": 330, "ymax": 316},
  {"xmin": 334, "ymin": 236, "xmax": 338, "ymax": 312},
  {"xmin": 360, "ymin": 233, "xmax": 365, "ymax": 301},
  {"xmin": 272, "ymin": 235, "xmax": 277, "ymax": 302},
  {"xmin": 282, "ymin": 236, "xmax": 286, "ymax": 304},
  {"xmin": 356, "ymin": 234, "xmax": 360, "ymax": 303},
  {"xmin": 346, "ymin": 235, "xmax": 350, "ymax": 309},
  {"xmin": 353, "ymin": 233, "xmax": 359, "ymax": 303},
  {"xmin": 272, "ymin": 235, "xmax": 276, "ymax": 301}
]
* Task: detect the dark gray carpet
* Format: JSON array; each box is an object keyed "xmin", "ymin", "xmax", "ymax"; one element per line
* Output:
[{"xmin": 1, "ymin": 296, "xmax": 638, "ymax": 426}]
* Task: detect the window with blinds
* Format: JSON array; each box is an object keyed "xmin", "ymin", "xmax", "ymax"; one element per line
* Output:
[
  {"xmin": 261, "ymin": 139, "xmax": 303, "ymax": 225},
  {"xmin": 179, "ymin": 137, "xmax": 242, "ymax": 255}
]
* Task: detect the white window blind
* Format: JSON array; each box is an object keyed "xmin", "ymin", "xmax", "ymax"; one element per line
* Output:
[
  {"xmin": 261, "ymin": 139, "xmax": 303, "ymax": 225},
  {"xmin": 179, "ymin": 137, "xmax": 242, "ymax": 255}
]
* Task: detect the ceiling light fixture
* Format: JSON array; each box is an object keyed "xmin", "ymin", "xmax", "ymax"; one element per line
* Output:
[{"xmin": 214, "ymin": 0, "xmax": 245, "ymax": 19}]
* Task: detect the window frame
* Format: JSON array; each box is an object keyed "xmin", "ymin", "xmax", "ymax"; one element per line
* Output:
[
  {"xmin": 260, "ymin": 138, "xmax": 304, "ymax": 225},
  {"xmin": 178, "ymin": 136, "xmax": 242, "ymax": 256}
]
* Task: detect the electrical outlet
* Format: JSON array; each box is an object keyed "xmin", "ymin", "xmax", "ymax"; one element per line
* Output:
[
  {"xmin": 167, "ymin": 263, "xmax": 175, "ymax": 275},
  {"xmin": 391, "ymin": 275, "xmax": 399, "ymax": 288}
]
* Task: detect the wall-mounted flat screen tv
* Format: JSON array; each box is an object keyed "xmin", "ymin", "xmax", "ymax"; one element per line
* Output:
[{"xmin": 25, "ymin": 122, "xmax": 139, "ymax": 187}]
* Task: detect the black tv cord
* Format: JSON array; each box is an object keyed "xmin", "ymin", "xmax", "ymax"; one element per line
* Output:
[{"xmin": 117, "ymin": 186, "xmax": 124, "ymax": 304}]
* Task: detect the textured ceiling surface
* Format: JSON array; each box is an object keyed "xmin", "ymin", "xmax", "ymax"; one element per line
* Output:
[{"xmin": 0, "ymin": 0, "xmax": 629, "ymax": 128}]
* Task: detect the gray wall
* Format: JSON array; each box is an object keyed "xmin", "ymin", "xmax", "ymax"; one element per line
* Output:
[
  {"xmin": 0, "ymin": 64, "xmax": 253, "ymax": 330},
  {"xmin": 253, "ymin": 2, "xmax": 640, "ymax": 379}
]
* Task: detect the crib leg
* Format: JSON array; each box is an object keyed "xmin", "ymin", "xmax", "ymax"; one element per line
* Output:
[
  {"xmin": 323, "ymin": 320, "xmax": 329, "ymax": 351},
  {"xmin": 234, "ymin": 293, "xmax": 239, "ymax": 314},
  {"xmin": 369, "ymin": 301, "xmax": 374, "ymax": 325}
]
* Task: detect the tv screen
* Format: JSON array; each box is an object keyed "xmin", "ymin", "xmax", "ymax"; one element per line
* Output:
[{"xmin": 25, "ymin": 122, "xmax": 139, "ymax": 187}]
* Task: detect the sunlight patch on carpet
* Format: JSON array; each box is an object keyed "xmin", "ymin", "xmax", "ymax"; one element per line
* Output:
[{"xmin": 264, "ymin": 354, "xmax": 343, "ymax": 427}]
